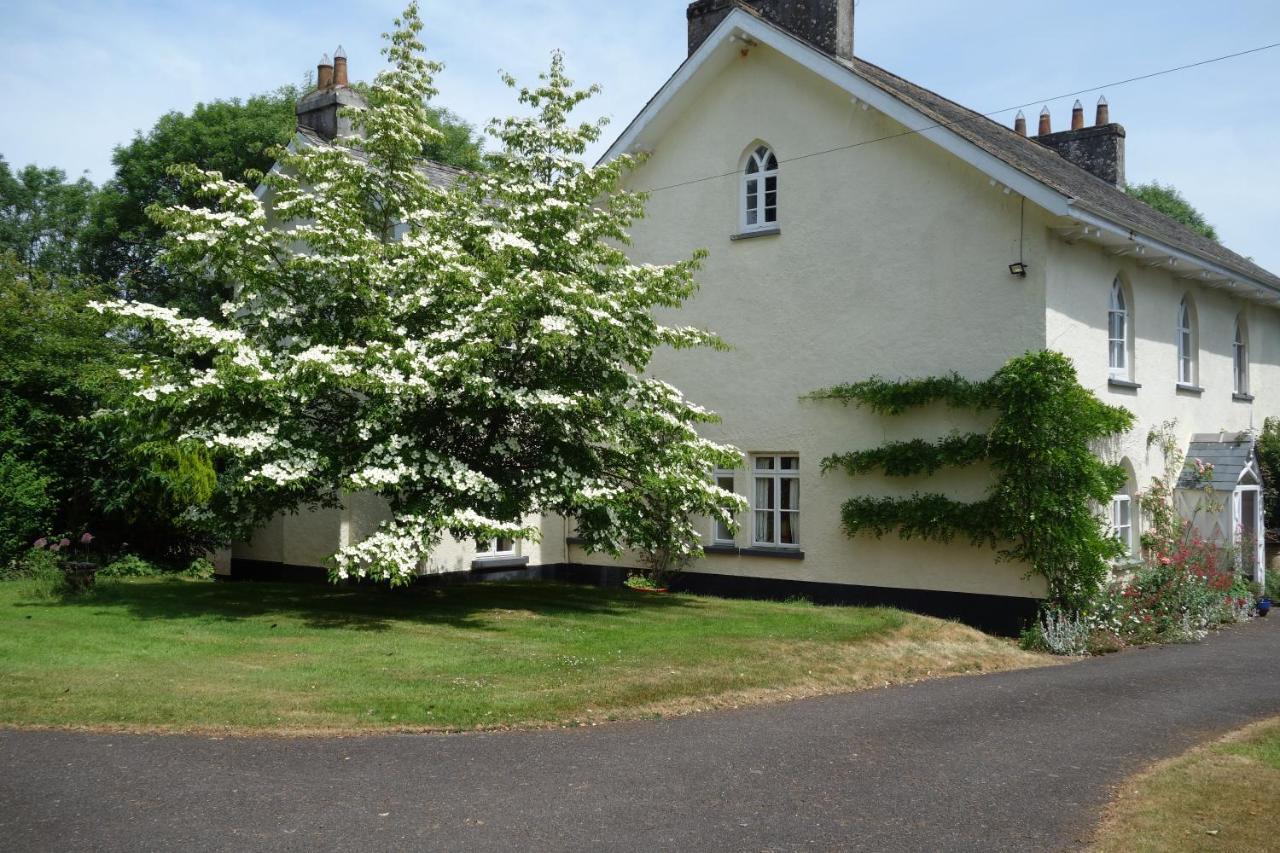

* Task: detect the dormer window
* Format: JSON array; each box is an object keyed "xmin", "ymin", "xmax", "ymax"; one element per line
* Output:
[{"xmin": 743, "ymin": 145, "xmax": 778, "ymax": 231}]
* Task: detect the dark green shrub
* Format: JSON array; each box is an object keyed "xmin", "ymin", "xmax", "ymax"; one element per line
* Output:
[{"xmin": 0, "ymin": 455, "xmax": 52, "ymax": 569}]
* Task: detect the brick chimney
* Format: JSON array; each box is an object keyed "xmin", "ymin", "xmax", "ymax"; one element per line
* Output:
[
  {"xmin": 1032, "ymin": 95, "xmax": 1126, "ymax": 187},
  {"xmin": 687, "ymin": 0, "xmax": 855, "ymax": 60},
  {"xmin": 296, "ymin": 45, "xmax": 367, "ymax": 141}
]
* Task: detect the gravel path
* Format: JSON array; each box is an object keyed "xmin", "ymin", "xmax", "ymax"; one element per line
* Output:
[{"xmin": 3, "ymin": 617, "xmax": 1279, "ymax": 852}]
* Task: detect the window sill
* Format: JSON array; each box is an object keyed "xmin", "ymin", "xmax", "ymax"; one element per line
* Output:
[
  {"xmin": 471, "ymin": 555, "xmax": 529, "ymax": 572},
  {"xmin": 702, "ymin": 544, "xmax": 803, "ymax": 559},
  {"xmin": 1234, "ymin": 392, "xmax": 1255, "ymax": 403},
  {"xmin": 730, "ymin": 227, "xmax": 780, "ymax": 241},
  {"xmin": 1107, "ymin": 377, "xmax": 1141, "ymax": 390},
  {"xmin": 1175, "ymin": 383, "xmax": 1205, "ymax": 396}
]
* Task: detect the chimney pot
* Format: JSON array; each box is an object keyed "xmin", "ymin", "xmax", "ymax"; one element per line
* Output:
[
  {"xmin": 1038, "ymin": 106, "xmax": 1051, "ymax": 136},
  {"xmin": 1095, "ymin": 95, "xmax": 1110, "ymax": 126},
  {"xmin": 316, "ymin": 53, "xmax": 334, "ymax": 90},
  {"xmin": 1014, "ymin": 110, "xmax": 1027, "ymax": 137},
  {"xmin": 333, "ymin": 45, "xmax": 349, "ymax": 87},
  {"xmin": 1071, "ymin": 100, "xmax": 1085, "ymax": 130}
]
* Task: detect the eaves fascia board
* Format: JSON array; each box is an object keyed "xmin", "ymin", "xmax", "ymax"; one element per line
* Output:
[{"xmin": 1066, "ymin": 203, "xmax": 1280, "ymax": 300}]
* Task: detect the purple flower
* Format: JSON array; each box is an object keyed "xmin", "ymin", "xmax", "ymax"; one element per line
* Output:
[
  {"xmin": 58, "ymin": 538, "xmax": 71, "ymax": 549},
  {"xmin": 33, "ymin": 538, "xmax": 47, "ymax": 549},
  {"xmin": 79, "ymin": 532, "xmax": 95, "ymax": 545},
  {"xmin": 49, "ymin": 543, "xmax": 61, "ymax": 553}
]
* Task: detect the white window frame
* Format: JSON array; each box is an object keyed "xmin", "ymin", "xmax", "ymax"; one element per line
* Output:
[
  {"xmin": 476, "ymin": 536, "xmax": 517, "ymax": 560},
  {"xmin": 1176, "ymin": 296, "xmax": 1196, "ymax": 386},
  {"xmin": 742, "ymin": 144, "xmax": 778, "ymax": 232},
  {"xmin": 1110, "ymin": 494, "xmax": 1134, "ymax": 559},
  {"xmin": 712, "ymin": 469, "xmax": 737, "ymax": 545},
  {"xmin": 1108, "ymin": 278, "xmax": 1129, "ymax": 378},
  {"xmin": 752, "ymin": 454, "xmax": 799, "ymax": 548},
  {"xmin": 1234, "ymin": 317, "xmax": 1249, "ymax": 395}
]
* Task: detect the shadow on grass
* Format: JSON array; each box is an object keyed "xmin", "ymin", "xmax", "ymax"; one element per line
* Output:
[{"xmin": 13, "ymin": 577, "xmax": 699, "ymax": 633}]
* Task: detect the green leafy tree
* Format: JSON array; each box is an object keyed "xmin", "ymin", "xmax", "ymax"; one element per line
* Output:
[
  {"xmin": 0, "ymin": 158, "xmax": 96, "ymax": 276},
  {"xmin": 82, "ymin": 83, "xmax": 485, "ymax": 319},
  {"xmin": 93, "ymin": 3, "xmax": 743, "ymax": 584},
  {"xmin": 1126, "ymin": 181, "xmax": 1219, "ymax": 242},
  {"xmin": 0, "ymin": 253, "xmax": 217, "ymax": 560},
  {"xmin": 81, "ymin": 87, "xmax": 302, "ymax": 316},
  {"xmin": 422, "ymin": 105, "xmax": 486, "ymax": 170},
  {"xmin": 1256, "ymin": 417, "xmax": 1280, "ymax": 532}
]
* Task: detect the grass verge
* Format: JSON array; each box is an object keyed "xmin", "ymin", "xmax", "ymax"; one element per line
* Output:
[
  {"xmin": 1092, "ymin": 716, "xmax": 1280, "ymax": 852},
  {"xmin": 0, "ymin": 577, "xmax": 1051, "ymax": 735}
]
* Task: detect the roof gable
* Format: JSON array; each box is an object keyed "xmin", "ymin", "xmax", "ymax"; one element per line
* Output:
[{"xmin": 602, "ymin": 7, "xmax": 1280, "ymax": 299}]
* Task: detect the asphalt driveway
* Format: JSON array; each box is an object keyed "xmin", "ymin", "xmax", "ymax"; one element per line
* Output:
[{"xmin": 3, "ymin": 617, "xmax": 1279, "ymax": 852}]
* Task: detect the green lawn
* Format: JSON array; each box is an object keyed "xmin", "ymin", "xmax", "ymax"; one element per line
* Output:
[
  {"xmin": 1093, "ymin": 717, "xmax": 1280, "ymax": 852},
  {"xmin": 0, "ymin": 577, "xmax": 1047, "ymax": 734}
]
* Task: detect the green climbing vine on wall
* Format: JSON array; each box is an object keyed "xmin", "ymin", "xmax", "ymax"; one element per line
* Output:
[{"xmin": 808, "ymin": 351, "xmax": 1135, "ymax": 611}]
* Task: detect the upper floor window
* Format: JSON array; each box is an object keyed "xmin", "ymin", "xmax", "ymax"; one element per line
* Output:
[
  {"xmin": 752, "ymin": 454, "xmax": 798, "ymax": 548},
  {"xmin": 1176, "ymin": 296, "xmax": 1197, "ymax": 386},
  {"xmin": 743, "ymin": 145, "xmax": 778, "ymax": 231},
  {"xmin": 1234, "ymin": 316, "xmax": 1249, "ymax": 396},
  {"xmin": 1108, "ymin": 277, "xmax": 1129, "ymax": 378}
]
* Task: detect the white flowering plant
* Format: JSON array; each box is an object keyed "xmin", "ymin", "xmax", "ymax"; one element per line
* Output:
[{"xmin": 92, "ymin": 3, "xmax": 745, "ymax": 585}]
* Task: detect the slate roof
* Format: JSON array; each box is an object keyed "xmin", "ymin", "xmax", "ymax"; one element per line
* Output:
[
  {"xmin": 723, "ymin": 3, "xmax": 1280, "ymax": 290},
  {"xmin": 295, "ymin": 126, "xmax": 468, "ymax": 188},
  {"xmin": 1178, "ymin": 433, "xmax": 1258, "ymax": 490}
]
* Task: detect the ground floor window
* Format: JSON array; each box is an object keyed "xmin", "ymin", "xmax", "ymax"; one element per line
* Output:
[
  {"xmin": 753, "ymin": 455, "xmax": 799, "ymax": 547},
  {"xmin": 713, "ymin": 469, "xmax": 736, "ymax": 544},
  {"xmin": 476, "ymin": 537, "xmax": 516, "ymax": 558},
  {"xmin": 1111, "ymin": 494, "xmax": 1133, "ymax": 558}
]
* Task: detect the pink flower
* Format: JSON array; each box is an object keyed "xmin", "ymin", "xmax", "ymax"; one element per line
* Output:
[
  {"xmin": 58, "ymin": 538, "xmax": 71, "ymax": 549},
  {"xmin": 1159, "ymin": 556, "xmax": 1172, "ymax": 566},
  {"xmin": 49, "ymin": 543, "xmax": 60, "ymax": 552},
  {"xmin": 79, "ymin": 532, "xmax": 94, "ymax": 545},
  {"xmin": 33, "ymin": 538, "xmax": 47, "ymax": 549}
]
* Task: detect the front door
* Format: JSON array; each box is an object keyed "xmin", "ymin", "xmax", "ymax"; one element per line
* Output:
[{"xmin": 1234, "ymin": 487, "xmax": 1264, "ymax": 583}]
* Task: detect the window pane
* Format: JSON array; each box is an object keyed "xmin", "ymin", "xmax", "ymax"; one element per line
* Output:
[
  {"xmin": 765, "ymin": 154, "xmax": 778, "ymax": 171},
  {"xmin": 1109, "ymin": 341, "xmax": 1124, "ymax": 370},
  {"xmin": 781, "ymin": 456, "xmax": 799, "ymax": 470},
  {"xmin": 764, "ymin": 208, "xmax": 776, "ymax": 223},
  {"xmin": 780, "ymin": 511, "xmax": 797, "ymax": 545},
  {"xmin": 755, "ymin": 457, "xmax": 775, "ymax": 470},
  {"xmin": 756, "ymin": 145, "xmax": 769, "ymax": 159},
  {"xmin": 765, "ymin": 176, "xmax": 776, "ymax": 192},
  {"xmin": 746, "ymin": 159, "xmax": 759, "ymax": 175},
  {"xmin": 755, "ymin": 476, "xmax": 774, "ymax": 511},
  {"xmin": 747, "ymin": 179, "xmax": 758, "ymax": 195},
  {"xmin": 765, "ymin": 192, "xmax": 777, "ymax": 208},
  {"xmin": 716, "ymin": 474, "xmax": 734, "ymax": 491},
  {"xmin": 1109, "ymin": 312, "xmax": 1123, "ymax": 340},
  {"xmin": 755, "ymin": 510, "xmax": 773, "ymax": 544},
  {"xmin": 780, "ymin": 477, "xmax": 799, "ymax": 511},
  {"xmin": 715, "ymin": 517, "xmax": 734, "ymax": 542},
  {"xmin": 746, "ymin": 209, "xmax": 758, "ymax": 225}
]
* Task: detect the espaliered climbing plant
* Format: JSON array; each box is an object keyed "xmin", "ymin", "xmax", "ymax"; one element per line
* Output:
[{"xmin": 810, "ymin": 351, "xmax": 1134, "ymax": 610}]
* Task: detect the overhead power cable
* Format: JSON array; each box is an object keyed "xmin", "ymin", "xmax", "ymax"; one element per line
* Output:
[{"xmin": 637, "ymin": 39, "xmax": 1280, "ymax": 195}]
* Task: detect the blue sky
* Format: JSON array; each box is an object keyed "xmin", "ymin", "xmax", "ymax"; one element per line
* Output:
[{"xmin": 3, "ymin": 1, "xmax": 1278, "ymax": 270}]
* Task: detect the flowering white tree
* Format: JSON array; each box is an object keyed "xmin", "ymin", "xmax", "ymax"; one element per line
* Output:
[{"xmin": 95, "ymin": 3, "xmax": 744, "ymax": 584}]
